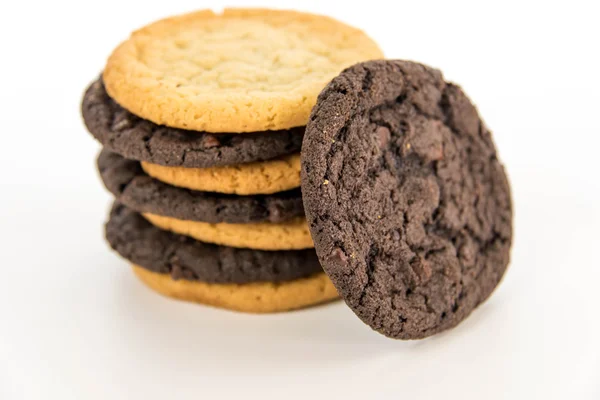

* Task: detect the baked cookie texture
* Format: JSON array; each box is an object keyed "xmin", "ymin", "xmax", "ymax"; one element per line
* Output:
[
  {"xmin": 83, "ymin": 79, "xmax": 304, "ymax": 168},
  {"xmin": 103, "ymin": 8, "xmax": 383, "ymax": 132},
  {"xmin": 301, "ymin": 60, "xmax": 512, "ymax": 339},
  {"xmin": 98, "ymin": 150, "xmax": 305, "ymax": 224},
  {"xmin": 141, "ymin": 153, "xmax": 300, "ymax": 195},
  {"xmin": 106, "ymin": 203, "xmax": 322, "ymax": 284},
  {"xmin": 133, "ymin": 265, "xmax": 338, "ymax": 313},
  {"xmin": 84, "ymin": 8, "xmax": 387, "ymax": 315},
  {"xmin": 143, "ymin": 214, "xmax": 313, "ymax": 250}
]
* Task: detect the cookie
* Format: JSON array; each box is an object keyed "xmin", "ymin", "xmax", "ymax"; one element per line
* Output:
[
  {"xmin": 98, "ymin": 150, "xmax": 304, "ymax": 223},
  {"xmin": 132, "ymin": 265, "xmax": 338, "ymax": 313},
  {"xmin": 301, "ymin": 60, "xmax": 512, "ymax": 339},
  {"xmin": 82, "ymin": 79, "xmax": 305, "ymax": 168},
  {"xmin": 141, "ymin": 153, "xmax": 300, "ymax": 195},
  {"xmin": 103, "ymin": 8, "xmax": 383, "ymax": 133},
  {"xmin": 106, "ymin": 203, "xmax": 321, "ymax": 284},
  {"xmin": 143, "ymin": 214, "xmax": 313, "ymax": 250}
]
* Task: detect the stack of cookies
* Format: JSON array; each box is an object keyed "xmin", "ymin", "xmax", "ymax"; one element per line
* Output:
[
  {"xmin": 82, "ymin": 8, "xmax": 513, "ymax": 339},
  {"xmin": 82, "ymin": 9, "xmax": 383, "ymax": 313}
]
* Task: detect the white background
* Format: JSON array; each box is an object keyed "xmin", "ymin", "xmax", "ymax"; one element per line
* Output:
[{"xmin": 1, "ymin": 0, "xmax": 599, "ymax": 399}]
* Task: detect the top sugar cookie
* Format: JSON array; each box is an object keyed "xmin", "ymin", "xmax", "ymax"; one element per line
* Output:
[{"xmin": 103, "ymin": 8, "xmax": 383, "ymax": 133}]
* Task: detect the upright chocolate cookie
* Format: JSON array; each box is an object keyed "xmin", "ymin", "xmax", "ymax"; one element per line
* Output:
[
  {"xmin": 106, "ymin": 203, "xmax": 322, "ymax": 284},
  {"xmin": 301, "ymin": 60, "xmax": 512, "ymax": 339},
  {"xmin": 82, "ymin": 79, "xmax": 304, "ymax": 168},
  {"xmin": 98, "ymin": 150, "xmax": 304, "ymax": 224}
]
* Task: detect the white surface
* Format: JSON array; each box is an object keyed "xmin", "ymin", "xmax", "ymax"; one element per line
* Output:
[{"xmin": 1, "ymin": 0, "xmax": 599, "ymax": 399}]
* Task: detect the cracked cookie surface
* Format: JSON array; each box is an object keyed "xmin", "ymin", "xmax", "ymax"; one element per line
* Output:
[
  {"xmin": 106, "ymin": 203, "xmax": 322, "ymax": 284},
  {"xmin": 103, "ymin": 8, "xmax": 383, "ymax": 132},
  {"xmin": 301, "ymin": 60, "xmax": 512, "ymax": 339},
  {"xmin": 98, "ymin": 150, "xmax": 304, "ymax": 224},
  {"xmin": 82, "ymin": 79, "xmax": 304, "ymax": 167}
]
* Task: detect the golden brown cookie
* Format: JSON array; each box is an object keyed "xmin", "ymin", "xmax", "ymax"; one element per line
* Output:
[
  {"xmin": 143, "ymin": 213, "xmax": 313, "ymax": 250},
  {"xmin": 103, "ymin": 8, "xmax": 383, "ymax": 133},
  {"xmin": 132, "ymin": 265, "xmax": 339, "ymax": 313},
  {"xmin": 141, "ymin": 153, "xmax": 300, "ymax": 195}
]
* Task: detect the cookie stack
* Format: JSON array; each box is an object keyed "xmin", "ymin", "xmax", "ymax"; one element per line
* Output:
[
  {"xmin": 82, "ymin": 8, "xmax": 513, "ymax": 339},
  {"xmin": 82, "ymin": 9, "xmax": 383, "ymax": 312}
]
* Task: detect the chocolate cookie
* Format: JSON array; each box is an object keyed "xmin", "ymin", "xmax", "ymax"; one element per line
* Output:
[
  {"xmin": 82, "ymin": 79, "xmax": 304, "ymax": 168},
  {"xmin": 106, "ymin": 203, "xmax": 322, "ymax": 284},
  {"xmin": 98, "ymin": 150, "xmax": 304, "ymax": 224},
  {"xmin": 301, "ymin": 60, "xmax": 512, "ymax": 339}
]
